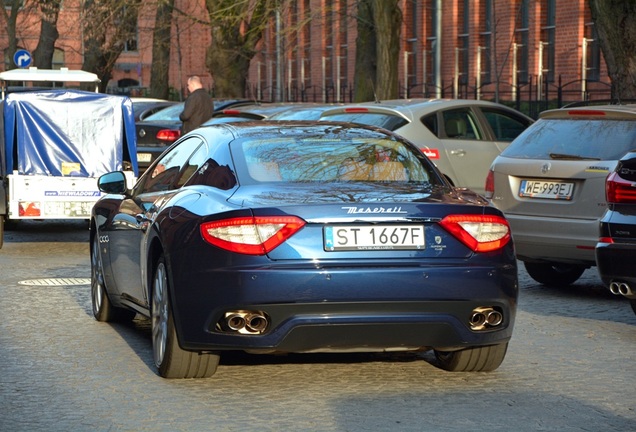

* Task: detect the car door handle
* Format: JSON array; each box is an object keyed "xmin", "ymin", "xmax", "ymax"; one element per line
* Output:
[{"xmin": 450, "ymin": 149, "xmax": 466, "ymax": 156}]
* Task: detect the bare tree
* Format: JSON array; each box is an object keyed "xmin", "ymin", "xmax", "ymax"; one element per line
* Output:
[
  {"xmin": 353, "ymin": 0, "xmax": 401, "ymax": 102},
  {"xmin": 149, "ymin": 0, "xmax": 175, "ymax": 99},
  {"xmin": 32, "ymin": 0, "xmax": 62, "ymax": 70},
  {"xmin": 1, "ymin": 0, "xmax": 33, "ymax": 71},
  {"xmin": 588, "ymin": 0, "xmax": 636, "ymax": 99},
  {"xmin": 80, "ymin": 0, "xmax": 142, "ymax": 92},
  {"xmin": 203, "ymin": 0, "xmax": 274, "ymax": 98}
]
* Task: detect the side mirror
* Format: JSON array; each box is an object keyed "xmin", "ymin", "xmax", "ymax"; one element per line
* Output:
[{"xmin": 98, "ymin": 171, "xmax": 128, "ymax": 194}]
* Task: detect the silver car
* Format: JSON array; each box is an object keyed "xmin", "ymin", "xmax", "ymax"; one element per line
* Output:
[
  {"xmin": 319, "ymin": 99, "xmax": 534, "ymax": 195},
  {"xmin": 486, "ymin": 105, "xmax": 636, "ymax": 285}
]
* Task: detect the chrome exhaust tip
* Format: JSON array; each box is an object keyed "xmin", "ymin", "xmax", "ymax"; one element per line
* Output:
[
  {"xmin": 219, "ymin": 310, "xmax": 270, "ymax": 334},
  {"xmin": 469, "ymin": 307, "xmax": 503, "ymax": 331},
  {"xmin": 609, "ymin": 282, "xmax": 621, "ymax": 295}
]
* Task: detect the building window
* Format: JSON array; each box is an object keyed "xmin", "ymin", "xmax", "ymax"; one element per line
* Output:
[
  {"xmin": 52, "ymin": 48, "xmax": 64, "ymax": 69},
  {"xmin": 540, "ymin": 0, "xmax": 555, "ymax": 83},
  {"xmin": 479, "ymin": 0, "xmax": 492, "ymax": 85},
  {"xmin": 515, "ymin": 0, "xmax": 529, "ymax": 84},
  {"xmin": 457, "ymin": 0, "xmax": 469, "ymax": 86},
  {"xmin": 584, "ymin": 22, "xmax": 601, "ymax": 82},
  {"xmin": 405, "ymin": 0, "xmax": 418, "ymax": 93},
  {"xmin": 425, "ymin": 0, "xmax": 438, "ymax": 87}
]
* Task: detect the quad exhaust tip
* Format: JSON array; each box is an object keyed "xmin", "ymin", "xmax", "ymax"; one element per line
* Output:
[
  {"xmin": 469, "ymin": 306, "xmax": 503, "ymax": 331},
  {"xmin": 219, "ymin": 310, "xmax": 269, "ymax": 335}
]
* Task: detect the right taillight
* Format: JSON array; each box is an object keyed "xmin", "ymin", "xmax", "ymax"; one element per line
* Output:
[{"xmin": 605, "ymin": 171, "xmax": 636, "ymax": 203}]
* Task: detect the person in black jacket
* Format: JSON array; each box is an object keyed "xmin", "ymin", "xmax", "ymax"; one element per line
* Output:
[{"xmin": 179, "ymin": 75, "xmax": 214, "ymax": 134}]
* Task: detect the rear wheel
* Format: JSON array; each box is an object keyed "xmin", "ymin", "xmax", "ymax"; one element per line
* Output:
[
  {"xmin": 0, "ymin": 216, "xmax": 4, "ymax": 249},
  {"xmin": 630, "ymin": 299, "xmax": 636, "ymax": 316},
  {"xmin": 151, "ymin": 256, "xmax": 220, "ymax": 378},
  {"xmin": 524, "ymin": 261, "xmax": 586, "ymax": 286},
  {"xmin": 434, "ymin": 342, "xmax": 508, "ymax": 372},
  {"xmin": 91, "ymin": 236, "xmax": 136, "ymax": 322}
]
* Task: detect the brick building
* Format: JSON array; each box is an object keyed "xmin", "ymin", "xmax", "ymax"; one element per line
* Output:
[{"xmin": 1, "ymin": 0, "xmax": 611, "ymax": 106}]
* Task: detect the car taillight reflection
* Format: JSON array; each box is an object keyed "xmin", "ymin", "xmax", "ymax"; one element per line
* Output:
[
  {"xmin": 605, "ymin": 171, "xmax": 636, "ymax": 204},
  {"xmin": 200, "ymin": 216, "xmax": 306, "ymax": 255},
  {"xmin": 156, "ymin": 129, "xmax": 181, "ymax": 141}
]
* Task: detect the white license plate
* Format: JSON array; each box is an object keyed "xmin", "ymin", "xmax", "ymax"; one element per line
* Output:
[
  {"xmin": 519, "ymin": 180, "xmax": 574, "ymax": 200},
  {"xmin": 324, "ymin": 225, "xmax": 425, "ymax": 251},
  {"xmin": 138, "ymin": 153, "xmax": 152, "ymax": 162}
]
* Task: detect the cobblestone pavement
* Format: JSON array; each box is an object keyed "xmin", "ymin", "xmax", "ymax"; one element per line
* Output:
[{"xmin": 0, "ymin": 221, "xmax": 635, "ymax": 431}]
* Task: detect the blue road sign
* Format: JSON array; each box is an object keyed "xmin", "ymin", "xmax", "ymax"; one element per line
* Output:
[{"xmin": 14, "ymin": 49, "xmax": 32, "ymax": 68}]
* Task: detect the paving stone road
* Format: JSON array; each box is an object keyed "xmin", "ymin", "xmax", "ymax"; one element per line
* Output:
[{"xmin": 0, "ymin": 220, "xmax": 634, "ymax": 431}]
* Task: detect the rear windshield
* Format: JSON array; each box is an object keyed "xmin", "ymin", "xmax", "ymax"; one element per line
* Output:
[
  {"xmin": 320, "ymin": 112, "xmax": 409, "ymax": 131},
  {"xmin": 501, "ymin": 118, "xmax": 636, "ymax": 160},
  {"xmin": 231, "ymin": 136, "xmax": 438, "ymax": 185}
]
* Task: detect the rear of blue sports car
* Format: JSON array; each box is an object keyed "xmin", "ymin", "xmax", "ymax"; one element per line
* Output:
[{"xmin": 155, "ymin": 126, "xmax": 518, "ymax": 373}]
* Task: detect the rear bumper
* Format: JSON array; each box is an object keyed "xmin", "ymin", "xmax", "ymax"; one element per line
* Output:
[
  {"xmin": 596, "ymin": 241, "xmax": 636, "ymax": 298},
  {"xmin": 169, "ymin": 262, "xmax": 518, "ymax": 353},
  {"xmin": 507, "ymin": 214, "xmax": 597, "ymax": 265}
]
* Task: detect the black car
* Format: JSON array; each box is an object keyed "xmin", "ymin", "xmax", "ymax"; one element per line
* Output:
[
  {"xmin": 596, "ymin": 150, "xmax": 636, "ymax": 315},
  {"xmin": 135, "ymin": 100, "xmax": 253, "ymax": 172},
  {"xmin": 91, "ymin": 121, "xmax": 518, "ymax": 378}
]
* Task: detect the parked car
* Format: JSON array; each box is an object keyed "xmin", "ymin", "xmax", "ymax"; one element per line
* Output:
[
  {"xmin": 486, "ymin": 105, "xmax": 636, "ymax": 286},
  {"xmin": 90, "ymin": 121, "xmax": 517, "ymax": 378},
  {"xmin": 202, "ymin": 102, "xmax": 317, "ymax": 125},
  {"xmin": 319, "ymin": 99, "xmax": 534, "ymax": 195},
  {"xmin": 596, "ymin": 150, "xmax": 636, "ymax": 315},
  {"xmin": 135, "ymin": 99, "xmax": 252, "ymax": 171},
  {"xmin": 130, "ymin": 97, "xmax": 176, "ymax": 121},
  {"xmin": 267, "ymin": 103, "xmax": 345, "ymax": 120}
]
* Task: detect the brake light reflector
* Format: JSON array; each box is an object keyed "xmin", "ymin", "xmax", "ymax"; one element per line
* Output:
[
  {"xmin": 606, "ymin": 171, "xmax": 636, "ymax": 203},
  {"xmin": 567, "ymin": 110, "xmax": 606, "ymax": 116},
  {"xmin": 19, "ymin": 202, "xmax": 41, "ymax": 217},
  {"xmin": 439, "ymin": 214, "xmax": 511, "ymax": 252},
  {"xmin": 156, "ymin": 129, "xmax": 181, "ymax": 141},
  {"xmin": 200, "ymin": 216, "xmax": 306, "ymax": 255}
]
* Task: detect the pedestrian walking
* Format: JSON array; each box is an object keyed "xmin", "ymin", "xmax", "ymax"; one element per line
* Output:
[{"xmin": 179, "ymin": 75, "xmax": 214, "ymax": 134}]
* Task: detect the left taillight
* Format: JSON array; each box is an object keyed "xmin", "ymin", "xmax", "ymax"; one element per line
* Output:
[
  {"xmin": 439, "ymin": 214, "xmax": 511, "ymax": 253},
  {"xmin": 200, "ymin": 216, "xmax": 306, "ymax": 255},
  {"xmin": 606, "ymin": 171, "xmax": 636, "ymax": 204}
]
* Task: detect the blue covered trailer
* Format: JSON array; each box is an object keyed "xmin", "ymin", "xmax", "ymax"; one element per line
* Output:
[{"xmin": 0, "ymin": 89, "xmax": 138, "ymax": 248}]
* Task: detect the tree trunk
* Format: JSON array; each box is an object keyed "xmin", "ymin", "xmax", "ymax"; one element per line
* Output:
[
  {"xmin": 204, "ymin": 0, "xmax": 272, "ymax": 99},
  {"xmin": 1, "ymin": 1, "xmax": 21, "ymax": 71},
  {"xmin": 588, "ymin": 0, "xmax": 636, "ymax": 99},
  {"xmin": 33, "ymin": 1, "xmax": 61, "ymax": 70},
  {"xmin": 150, "ymin": 0, "xmax": 174, "ymax": 99},
  {"xmin": 353, "ymin": 0, "xmax": 377, "ymax": 102},
  {"xmin": 372, "ymin": 0, "xmax": 401, "ymax": 100}
]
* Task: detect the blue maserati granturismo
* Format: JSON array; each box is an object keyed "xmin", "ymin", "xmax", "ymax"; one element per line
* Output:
[{"xmin": 90, "ymin": 121, "xmax": 518, "ymax": 378}]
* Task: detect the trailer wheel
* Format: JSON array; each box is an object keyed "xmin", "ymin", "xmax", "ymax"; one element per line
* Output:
[{"xmin": 0, "ymin": 215, "xmax": 4, "ymax": 249}]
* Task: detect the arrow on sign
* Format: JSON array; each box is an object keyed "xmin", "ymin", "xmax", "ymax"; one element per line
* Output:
[{"xmin": 16, "ymin": 53, "xmax": 30, "ymax": 67}]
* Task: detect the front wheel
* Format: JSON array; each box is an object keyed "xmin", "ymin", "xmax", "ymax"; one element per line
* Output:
[
  {"xmin": 91, "ymin": 236, "xmax": 135, "ymax": 323},
  {"xmin": 151, "ymin": 256, "xmax": 220, "ymax": 378},
  {"xmin": 524, "ymin": 261, "xmax": 586, "ymax": 286},
  {"xmin": 434, "ymin": 342, "xmax": 509, "ymax": 372}
]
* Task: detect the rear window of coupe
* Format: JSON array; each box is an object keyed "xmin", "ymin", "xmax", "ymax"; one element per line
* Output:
[
  {"xmin": 319, "ymin": 112, "xmax": 409, "ymax": 131},
  {"xmin": 500, "ymin": 118, "xmax": 636, "ymax": 161},
  {"xmin": 231, "ymin": 137, "xmax": 437, "ymax": 184}
]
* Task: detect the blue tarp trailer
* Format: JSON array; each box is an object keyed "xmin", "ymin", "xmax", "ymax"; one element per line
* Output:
[{"xmin": 0, "ymin": 88, "xmax": 138, "ymax": 248}]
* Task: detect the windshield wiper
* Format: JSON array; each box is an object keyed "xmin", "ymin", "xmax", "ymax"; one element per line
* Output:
[{"xmin": 549, "ymin": 153, "xmax": 601, "ymax": 161}]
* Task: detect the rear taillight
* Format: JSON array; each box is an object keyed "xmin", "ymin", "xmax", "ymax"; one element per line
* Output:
[
  {"xmin": 484, "ymin": 169, "xmax": 495, "ymax": 199},
  {"xmin": 439, "ymin": 214, "xmax": 511, "ymax": 253},
  {"xmin": 156, "ymin": 129, "xmax": 180, "ymax": 141},
  {"xmin": 605, "ymin": 171, "xmax": 636, "ymax": 203},
  {"xmin": 200, "ymin": 216, "xmax": 306, "ymax": 255}
]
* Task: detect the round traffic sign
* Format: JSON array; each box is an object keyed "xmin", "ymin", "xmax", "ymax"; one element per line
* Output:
[{"xmin": 14, "ymin": 49, "xmax": 32, "ymax": 68}]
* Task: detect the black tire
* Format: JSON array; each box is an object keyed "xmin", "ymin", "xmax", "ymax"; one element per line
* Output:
[
  {"xmin": 630, "ymin": 299, "xmax": 636, "ymax": 316},
  {"xmin": 434, "ymin": 342, "xmax": 509, "ymax": 372},
  {"xmin": 0, "ymin": 216, "xmax": 4, "ymax": 249},
  {"xmin": 523, "ymin": 261, "xmax": 586, "ymax": 286},
  {"xmin": 91, "ymin": 236, "xmax": 136, "ymax": 323},
  {"xmin": 151, "ymin": 256, "xmax": 220, "ymax": 379}
]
